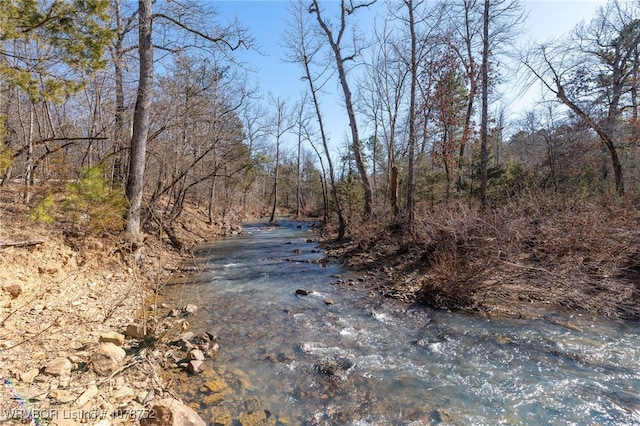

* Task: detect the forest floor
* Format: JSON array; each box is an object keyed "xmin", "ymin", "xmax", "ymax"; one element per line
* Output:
[
  {"xmin": 322, "ymin": 194, "xmax": 640, "ymax": 322},
  {"xmin": 0, "ymin": 184, "xmax": 246, "ymax": 425}
]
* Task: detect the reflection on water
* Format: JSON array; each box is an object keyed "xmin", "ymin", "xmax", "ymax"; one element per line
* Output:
[{"xmin": 163, "ymin": 220, "xmax": 640, "ymax": 425}]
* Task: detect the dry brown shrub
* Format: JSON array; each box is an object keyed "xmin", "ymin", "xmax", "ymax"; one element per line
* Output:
[
  {"xmin": 416, "ymin": 195, "xmax": 640, "ymax": 318},
  {"xmin": 340, "ymin": 192, "xmax": 640, "ymax": 319}
]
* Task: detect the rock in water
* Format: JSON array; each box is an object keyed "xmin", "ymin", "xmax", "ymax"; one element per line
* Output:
[
  {"xmin": 141, "ymin": 398, "xmax": 206, "ymax": 426},
  {"xmin": 186, "ymin": 360, "xmax": 204, "ymax": 375},
  {"xmin": 182, "ymin": 304, "xmax": 198, "ymax": 315},
  {"xmin": 91, "ymin": 343, "xmax": 126, "ymax": 376}
]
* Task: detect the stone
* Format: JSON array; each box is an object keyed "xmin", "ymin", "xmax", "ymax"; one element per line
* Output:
[
  {"xmin": 314, "ymin": 357, "xmax": 354, "ymax": 376},
  {"xmin": 182, "ymin": 304, "xmax": 198, "ymax": 315},
  {"xmin": 125, "ymin": 323, "xmax": 145, "ymax": 339},
  {"xmin": 91, "ymin": 343, "xmax": 126, "ymax": 376},
  {"xmin": 38, "ymin": 266, "xmax": 59, "ymax": 275},
  {"xmin": 178, "ymin": 331, "xmax": 194, "ymax": 342},
  {"xmin": 99, "ymin": 332, "xmax": 125, "ymax": 346},
  {"xmin": 186, "ymin": 360, "xmax": 204, "ymax": 375},
  {"xmin": 200, "ymin": 342, "xmax": 219, "ymax": 357},
  {"xmin": 3, "ymin": 281, "xmax": 23, "ymax": 299},
  {"xmin": 74, "ymin": 384, "xmax": 98, "ymax": 407},
  {"xmin": 141, "ymin": 398, "xmax": 206, "ymax": 426},
  {"xmin": 189, "ymin": 349, "xmax": 205, "ymax": 361},
  {"xmin": 48, "ymin": 389, "xmax": 76, "ymax": 404},
  {"xmin": 19, "ymin": 368, "xmax": 40, "ymax": 383},
  {"xmin": 324, "ymin": 299, "xmax": 335, "ymax": 305},
  {"xmin": 295, "ymin": 289, "xmax": 310, "ymax": 296},
  {"xmin": 44, "ymin": 357, "xmax": 72, "ymax": 377},
  {"xmin": 136, "ymin": 389, "xmax": 154, "ymax": 405},
  {"xmin": 113, "ymin": 386, "xmax": 134, "ymax": 400}
]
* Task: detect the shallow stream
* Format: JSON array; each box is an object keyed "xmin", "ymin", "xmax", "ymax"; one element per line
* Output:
[{"xmin": 164, "ymin": 220, "xmax": 640, "ymax": 425}]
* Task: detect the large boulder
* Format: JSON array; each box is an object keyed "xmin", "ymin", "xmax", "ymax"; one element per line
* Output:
[{"xmin": 141, "ymin": 398, "xmax": 205, "ymax": 426}]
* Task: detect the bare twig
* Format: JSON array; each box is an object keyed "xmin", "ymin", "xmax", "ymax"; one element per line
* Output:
[{"xmin": 0, "ymin": 239, "xmax": 44, "ymax": 249}]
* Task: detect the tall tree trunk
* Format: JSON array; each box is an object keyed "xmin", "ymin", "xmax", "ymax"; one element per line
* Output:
[
  {"xmin": 405, "ymin": 0, "xmax": 418, "ymax": 229},
  {"xmin": 269, "ymin": 138, "xmax": 280, "ymax": 223},
  {"xmin": 311, "ymin": 0, "xmax": 373, "ymax": 218},
  {"xmin": 480, "ymin": 0, "xmax": 490, "ymax": 208},
  {"xmin": 299, "ymin": 46, "xmax": 346, "ymax": 239},
  {"xmin": 126, "ymin": 0, "xmax": 153, "ymax": 239},
  {"xmin": 334, "ymin": 47, "xmax": 373, "ymax": 218},
  {"xmin": 25, "ymin": 106, "xmax": 34, "ymax": 204},
  {"xmin": 207, "ymin": 173, "xmax": 217, "ymax": 225},
  {"xmin": 296, "ymin": 128, "xmax": 302, "ymax": 217},
  {"xmin": 458, "ymin": 0, "xmax": 479, "ymax": 192}
]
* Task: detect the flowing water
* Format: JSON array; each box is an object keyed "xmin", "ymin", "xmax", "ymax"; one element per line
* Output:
[{"xmin": 164, "ymin": 220, "xmax": 640, "ymax": 425}]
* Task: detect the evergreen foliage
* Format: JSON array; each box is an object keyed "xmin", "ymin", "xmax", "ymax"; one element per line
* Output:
[
  {"xmin": 0, "ymin": 0, "xmax": 111, "ymax": 100},
  {"xmin": 29, "ymin": 194, "xmax": 55, "ymax": 224},
  {"xmin": 65, "ymin": 165, "xmax": 127, "ymax": 232}
]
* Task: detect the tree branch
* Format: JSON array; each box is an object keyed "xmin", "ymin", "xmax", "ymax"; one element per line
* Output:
[{"xmin": 153, "ymin": 13, "xmax": 247, "ymax": 51}]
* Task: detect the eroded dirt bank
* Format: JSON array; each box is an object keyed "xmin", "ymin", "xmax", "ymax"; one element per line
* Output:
[{"xmin": 0, "ymin": 201, "xmax": 244, "ymax": 425}]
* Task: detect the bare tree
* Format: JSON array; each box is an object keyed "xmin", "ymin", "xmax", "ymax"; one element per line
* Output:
[
  {"xmin": 309, "ymin": 0, "xmax": 374, "ymax": 218},
  {"xmin": 268, "ymin": 96, "xmax": 294, "ymax": 223},
  {"xmin": 480, "ymin": 0, "xmax": 490, "ymax": 207},
  {"xmin": 283, "ymin": 0, "xmax": 347, "ymax": 239},
  {"xmin": 124, "ymin": 0, "xmax": 251, "ymax": 240},
  {"xmin": 125, "ymin": 0, "xmax": 153, "ymax": 240},
  {"xmin": 524, "ymin": 1, "xmax": 640, "ymax": 196},
  {"xmin": 359, "ymin": 17, "xmax": 407, "ymax": 217},
  {"xmin": 476, "ymin": 0, "xmax": 523, "ymax": 207}
]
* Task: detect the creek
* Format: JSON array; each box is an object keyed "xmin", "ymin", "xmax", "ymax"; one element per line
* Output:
[{"xmin": 163, "ymin": 219, "xmax": 640, "ymax": 425}]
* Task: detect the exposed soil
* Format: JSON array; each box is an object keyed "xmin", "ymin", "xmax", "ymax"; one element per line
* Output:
[{"xmin": 0, "ymin": 185, "xmax": 242, "ymax": 425}]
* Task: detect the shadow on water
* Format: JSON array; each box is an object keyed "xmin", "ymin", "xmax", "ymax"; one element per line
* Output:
[{"xmin": 163, "ymin": 219, "xmax": 640, "ymax": 425}]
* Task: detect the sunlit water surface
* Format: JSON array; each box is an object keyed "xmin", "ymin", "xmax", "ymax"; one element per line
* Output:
[{"xmin": 164, "ymin": 220, "xmax": 640, "ymax": 425}]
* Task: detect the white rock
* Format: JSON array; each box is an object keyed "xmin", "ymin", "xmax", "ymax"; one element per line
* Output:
[
  {"xmin": 74, "ymin": 384, "xmax": 98, "ymax": 407},
  {"xmin": 19, "ymin": 368, "xmax": 40, "ymax": 383},
  {"xmin": 189, "ymin": 349, "xmax": 205, "ymax": 361},
  {"xmin": 113, "ymin": 386, "xmax": 134, "ymax": 400}
]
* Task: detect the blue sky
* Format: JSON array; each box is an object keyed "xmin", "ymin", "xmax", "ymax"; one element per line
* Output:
[{"xmin": 213, "ymin": 0, "xmax": 607, "ymax": 150}]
